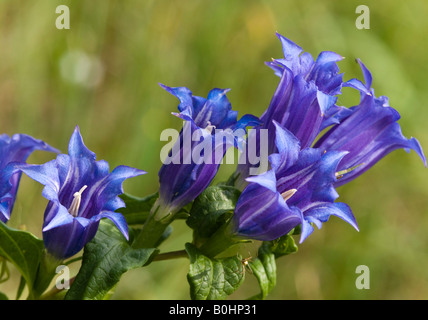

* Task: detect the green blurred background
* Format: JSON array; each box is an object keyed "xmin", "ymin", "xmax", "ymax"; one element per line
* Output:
[{"xmin": 1, "ymin": 0, "xmax": 428, "ymax": 299}]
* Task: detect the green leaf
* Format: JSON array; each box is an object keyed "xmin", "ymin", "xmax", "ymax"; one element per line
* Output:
[
  {"xmin": 248, "ymin": 233, "xmax": 298, "ymax": 299},
  {"xmin": 0, "ymin": 257, "xmax": 10, "ymax": 284},
  {"xmin": 266, "ymin": 233, "xmax": 298, "ymax": 259},
  {"xmin": 185, "ymin": 243, "xmax": 245, "ymax": 300},
  {"xmin": 65, "ymin": 220, "xmax": 158, "ymax": 300},
  {"xmin": 187, "ymin": 185, "xmax": 241, "ymax": 239},
  {"xmin": 0, "ymin": 222, "xmax": 44, "ymax": 298},
  {"xmin": 249, "ymin": 244, "xmax": 276, "ymax": 300},
  {"xmin": 16, "ymin": 276, "xmax": 26, "ymax": 300},
  {"xmin": 0, "ymin": 291, "xmax": 8, "ymax": 300},
  {"xmin": 117, "ymin": 192, "xmax": 159, "ymax": 225}
]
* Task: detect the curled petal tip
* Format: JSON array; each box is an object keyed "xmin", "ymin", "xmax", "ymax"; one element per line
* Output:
[{"xmin": 159, "ymin": 83, "xmax": 172, "ymax": 92}]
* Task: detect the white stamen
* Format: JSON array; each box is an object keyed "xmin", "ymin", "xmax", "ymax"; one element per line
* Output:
[
  {"xmin": 205, "ymin": 121, "xmax": 216, "ymax": 134},
  {"xmin": 68, "ymin": 185, "xmax": 88, "ymax": 217},
  {"xmin": 335, "ymin": 163, "xmax": 365, "ymax": 179},
  {"xmin": 281, "ymin": 189, "xmax": 297, "ymax": 202}
]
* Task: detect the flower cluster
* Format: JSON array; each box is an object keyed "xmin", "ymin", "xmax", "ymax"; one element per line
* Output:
[
  {"xmin": 231, "ymin": 34, "xmax": 426, "ymax": 243},
  {"xmin": 0, "ymin": 32, "xmax": 425, "ymax": 273}
]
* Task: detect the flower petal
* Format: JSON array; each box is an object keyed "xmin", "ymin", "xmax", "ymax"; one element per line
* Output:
[
  {"xmin": 68, "ymin": 126, "xmax": 96, "ymax": 161},
  {"xmin": 91, "ymin": 210, "xmax": 129, "ymax": 241},
  {"xmin": 315, "ymin": 92, "xmax": 426, "ymax": 186},
  {"xmin": 233, "ymin": 181, "xmax": 301, "ymax": 241},
  {"xmin": 300, "ymin": 202, "xmax": 358, "ymax": 243}
]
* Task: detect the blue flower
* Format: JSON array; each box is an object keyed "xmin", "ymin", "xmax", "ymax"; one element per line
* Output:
[
  {"xmin": 236, "ymin": 33, "xmax": 367, "ymax": 184},
  {"xmin": 232, "ymin": 121, "xmax": 358, "ymax": 243},
  {"xmin": 155, "ymin": 84, "xmax": 260, "ymax": 220},
  {"xmin": 314, "ymin": 59, "xmax": 426, "ymax": 186},
  {"xmin": 0, "ymin": 134, "xmax": 59, "ymax": 223},
  {"xmin": 18, "ymin": 126, "xmax": 145, "ymax": 259}
]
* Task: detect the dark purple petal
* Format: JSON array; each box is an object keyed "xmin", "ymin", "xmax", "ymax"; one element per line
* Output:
[
  {"xmin": 268, "ymin": 121, "xmax": 301, "ymax": 173},
  {"xmin": 0, "ymin": 134, "xmax": 59, "ymax": 223},
  {"xmin": 342, "ymin": 78, "xmax": 372, "ymax": 96},
  {"xmin": 19, "ymin": 127, "xmax": 144, "ymax": 259},
  {"xmin": 43, "ymin": 201, "xmax": 74, "ymax": 231},
  {"xmin": 43, "ymin": 211, "xmax": 99, "ymax": 259},
  {"xmin": 79, "ymin": 165, "xmax": 145, "ymax": 219},
  {"xmin": 355, "ymin": 58, "xmax": 373, "ymax": 89},
  {"xmin": 276, "ymin": 148, "xmax": 347, "ymax": 210},
  {"xmin": 18, "ymin": 160, "xmax": 61, "ymax": 202},
  {"xmin": 233, "ymin": 123, "xmax": 354, "ymax": 243},
  {"xmin": 274, "ymin": 33, "xmax": 305, "ymax": 75},
  {"xmin": 161, "ymin": 84, "xmax": 238, "ymax": 129},
  {"xmin": 320, "ymin": 104, "xmax": 354, "ymax": 131},
  {"xmin": 300, "ymin": 202, "xmax": 358, "ymax": 243},
  {"xmin": 90, "ymin": 211, "xmax": 129, "ymax": 241},
  {"xmin": 157, "ymin": 85, "xmax": 260, "ymax": 218},
  {"xmin": 232, "ymin": 171, "xmax": 302, "ymax": 241},
  {"xmin": 236, "ymin": 35, "xmax": 350, "ymax": 184},
  {"xmin": 68, "ymin": 126, "xmax": 95, "ymax": 160},
  {"xmin": 307, "ymin": 51, "xmax": 344, "ymax": 95},
  {"xmin": 158, "ymin": 123, "xmax": 229, "ymax": 216},
  {"xmin": 159, "ymin": 84, "xmax": 194, "ymax": 120},
  {"xmin": 315, "ymin": 82, "xmax": 426, "ymax": 186}
]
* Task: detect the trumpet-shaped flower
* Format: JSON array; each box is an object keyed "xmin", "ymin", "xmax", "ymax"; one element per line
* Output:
[
  {"xmin": 232, "ymin": 121, "xmax": 358, "ymax": 243},
  {"xmin": 0, "ymin": 134, "xmax": 58, "ymax": 223},
  {"xmin": 314, "ymin": 59, "xmax": 427, "ymax": 186},
  {"xmin": 155, "ymin": 84, "xmax": 260, "ymax": 220},
  {"xmin": 18, "ymin": 126, "xmax": 145, "ymax": 259},
  {"xmin": 236, "ymin": 33, "xmax": 367, "ymax": 184}
]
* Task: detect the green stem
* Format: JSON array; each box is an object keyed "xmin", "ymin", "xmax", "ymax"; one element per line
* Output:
[
  {"xmin": 0, "ymin": 257, "xmax": 10, "ymax": 284},
  {"xmin": 132, "ymin": 210, "xmax": 171, "ymax": 249},
  {"xmin": 31, "ymin": 252, "xmax": 63, "ymax": 299},
  {"xmin": 65, "ymin": 256, "xmax": 82, "ymax": 266},
  {"xmin": 198, "ymin": 222, "xmax": 240, "ymax": 258},
  {"xmin": 38, "ymin": 276, "xmax": 76, "ymax": 300},
  {"xmin": 152, "ymin": 250, "xmax": 188, "ymax": 262}
]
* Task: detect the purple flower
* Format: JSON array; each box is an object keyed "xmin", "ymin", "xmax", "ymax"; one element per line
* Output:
[
  {"xmin": 18, "ymin": 126, "xmax": 145, "ymax": 259},
  {"xmin": 155, "ymin": 85, "xmax": 260, "ymax": 220},
  {"xmin": 314, "ymin": 59, "xmax": 426, "ymax": 186},
  {"xmin": 236, "ymin": 33, "xmax": 366, "ymax": 184},
  {"xmin": 0, "ymin": 134, "xmax": 59, "ymax": 223},
  {"xmin": 232, "ymin": 121, "xmax": 358, "ymax": 243}
]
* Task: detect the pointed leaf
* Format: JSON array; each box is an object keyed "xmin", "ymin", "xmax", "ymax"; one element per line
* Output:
[
  {"xmin": 0, "ymin": 222, "xmax": 44, "ymax": 298},
  {"xmin": 65, "ymin": 220, "xmax": 157, "ymax": 300},
  {"xmin": 266, "ymin": 233, "xmax": 298, "ymax": 258},
  {"xmin": 185, "ymin": 243, "xmax": 245, "ymax": 300},
  {"xmin": 249, "ymin": 233, "xmax": 298, "ymax": 299},
  {"xmin": 187, "ymin": 186, "xmax": 241, "ymax": 238},
  {"xmin": 249, "ymin": 245, "xmax": 276, "ymax": 300},
  {"xmin": 117, "ymin": 192, "xmax": 159, "ymax": 225}
]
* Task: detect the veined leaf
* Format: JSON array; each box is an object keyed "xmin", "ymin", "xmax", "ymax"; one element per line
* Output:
[
  {"xmin": 249, "ymin": 233, "xmax": 298, "ymax": 299},
  {"xmin": 117, "ymin": 192, "xmax": 159, "ymax": 225},
  {"xmin": 0, "ymin": 222, "xmax": 44, "ymax": 299},
  {"xmin": 65, "ymin": 220, "xmax": 157, "ymax": 300},
  {"xmin": 187, "ymin": 185, "xmax": 241, "ymax": 239},
  {"xmin": 186, "ymin": 243, "xmax": 244, "ymax": 300}
]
